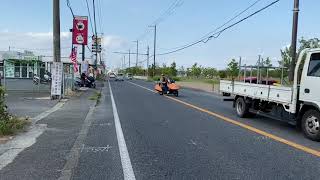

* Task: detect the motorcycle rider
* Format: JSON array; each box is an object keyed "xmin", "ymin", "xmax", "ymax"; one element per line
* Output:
[{"xmin": 160, "ymin": 74, "xmax": 168, "ymax": 93}]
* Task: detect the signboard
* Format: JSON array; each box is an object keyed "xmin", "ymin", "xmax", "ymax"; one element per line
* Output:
[
  {"xmin": 72, "ymin": 16, "xmax": 88, "ymax": 45},
  {"xmin": 91, "ymin": 36, "xmax": 102, "ymax": 53},
  {"xmin": 51, "ymin": 62, "xmax": 63, "ymax": 96}
]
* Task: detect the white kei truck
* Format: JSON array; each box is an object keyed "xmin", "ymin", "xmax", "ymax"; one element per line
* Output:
[{"xmin": 220, "ymin": 48, "xmax": 320, "ymax": 141}]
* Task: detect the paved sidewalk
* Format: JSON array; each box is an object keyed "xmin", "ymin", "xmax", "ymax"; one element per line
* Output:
[
  {"xmin": 5, "ymin": 92, "xmax": 58, "ymax": 118},
  {"xmin": 0, "ymin": 88, "xmax": 99, "ymax": 180}
]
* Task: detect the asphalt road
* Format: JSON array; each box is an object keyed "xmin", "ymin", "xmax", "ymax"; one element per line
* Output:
[
  {"xmin": 1, "ymin": 79, "xmax": 320, "ymax": 179},
  {"xmin": 105, "ymin": 79, "xmax": 320, "ymax": 180}
]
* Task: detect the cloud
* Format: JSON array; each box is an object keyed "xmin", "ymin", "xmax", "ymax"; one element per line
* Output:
[
  {"xmin": 0, "ymin": 31, "xmax": 128, "ymax": 62},
  {"xmin": 102, "ymin": 35, "xmax": 128, "ymax": 50},
  {"xmin": 0, "ymin": 31, "xmax": 72, "ymax": 56}
]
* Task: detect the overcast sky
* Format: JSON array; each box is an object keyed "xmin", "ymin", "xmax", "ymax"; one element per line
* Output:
[{"xmin": 0, "ymin": 0, "xmax": 319, "ymax": 69}]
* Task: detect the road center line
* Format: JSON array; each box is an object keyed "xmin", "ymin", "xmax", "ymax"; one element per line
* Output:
[
  {"xmin": 109, "ymin": 81, "xmax": 136, "ymax": 180},
  {"xmin": 127, "ymin": 81, "xmax": 320, "ymax": 158}
]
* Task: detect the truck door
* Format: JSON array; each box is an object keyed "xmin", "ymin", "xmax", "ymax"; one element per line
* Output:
[{"xmin": 300, "ymin": 52, "xmax": 320, "ymax": 108}]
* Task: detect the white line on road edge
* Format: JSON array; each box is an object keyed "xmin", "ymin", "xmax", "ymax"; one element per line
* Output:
[
  {"xmin": 0, "ymin": 101, "xmax": 66, "ymax": 170},
  {"xmin": 58, "ymin": 106, "xmax": 96, "ymax": 180},
  {"xmin": 109, "ymin": 81, "xmax": 136, "ymax": 180}
]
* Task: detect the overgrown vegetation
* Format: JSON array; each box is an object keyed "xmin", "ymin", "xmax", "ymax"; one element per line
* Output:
[
  {"xmin": 89, "ymin": 91, "xmax": 102, "ymax": 105},
  {"xmin": 0, "ymin": 87, "xmax": 29, "ymax": 136}
]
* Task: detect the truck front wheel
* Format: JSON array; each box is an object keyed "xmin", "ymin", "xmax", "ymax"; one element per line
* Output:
[
  {"xmin": 235, "ymin": 97, "xmax": 249, "ymax": 118},
  {"xmin": 302, "ymin": 109, "xmax": 320, "ymax": 141}
]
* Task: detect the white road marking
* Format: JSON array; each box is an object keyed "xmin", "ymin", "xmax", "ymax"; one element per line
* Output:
[
  {"xmin": 31, "ymin": 101, "xmax": 66, "ymax": 124},
  {"xmin": 109, "ymin": 81, "xmax": 136, "ymax": 180},
  {"xmin": 0, "ymin": 101, "xmax": 66, "ymax": 170}
]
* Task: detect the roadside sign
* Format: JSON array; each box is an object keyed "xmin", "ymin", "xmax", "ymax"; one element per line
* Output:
[
  {"xmin": 72, "ymin": 16, "xmax": 88, "ymax": 45},
  {"xmin": 92, "ymin": 36, "xmax": 102, "ymax": 53},
  {"xmin": 51, "ymin": 62, "xmax": 63, "ymax": 96}
]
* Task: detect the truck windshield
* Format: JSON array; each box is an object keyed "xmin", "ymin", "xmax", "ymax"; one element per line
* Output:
[{"xmin": 308, "ymin": 53, "xmax": 320, "ymax": 77}]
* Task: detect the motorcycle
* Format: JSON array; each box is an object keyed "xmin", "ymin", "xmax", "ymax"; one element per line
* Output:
[
  {"xmin": 154, "ymin": 79, "xmax": 180, "ymax": 97},
  {"xmin": 33, "ymin": 74, "xmax": 51, "ymax": 85}
]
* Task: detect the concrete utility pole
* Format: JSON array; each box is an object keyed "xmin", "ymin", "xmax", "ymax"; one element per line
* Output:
[
  {"xmin": 53, "ymin": 0, "xmax": 61, "ymax": 63},
  {"xmin": 149, "ymin": 25, "xmax": 157, "ymax": 77},
  {"xmin": 123, "ymin": 55, "xmax": 126, "ymax": 70},
  {"xmin": 147, "ymin": 46, "xmax": 150, "ymax": 77},
  {"xmin": 128, "ymin": 49, "xmax": 131, "ymax": 68},
  {"xmin": 93, "ymin": 0, "xmax": 98, "ymax": 69},
  {"xmin": 133, "ymin": 40, "xmax": 139, "ymax": 67},
  {"xmin": 289, "ymin": 0, "xmax": 299, "ymax": 82},
  {"xmin": 53, "ymin": 0, "xmax": 61, "ymax": 99}
]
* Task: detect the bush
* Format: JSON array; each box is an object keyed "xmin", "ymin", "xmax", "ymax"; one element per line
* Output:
[
  {"xmin": 0, "ymin": 86, "xmax": 8, "ymax": 120},
  {"xmin": 0, "ymin": 117, "xmax": 29, "ymax": 136},
  {"xmin": 152, "ymin": 76, "xmax": 160, "ymax": 81},
  {"xmin": 0, "ymin": 87, "xmax": 29, "ymax": 136},
  {"xmin": 171, "ymin": 77, "xmax": 181, "ymax": 82}
]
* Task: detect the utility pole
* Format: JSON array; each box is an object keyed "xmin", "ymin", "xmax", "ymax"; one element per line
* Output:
[
  {"xmin": 128, "ymin": 49, "xmax": 131, "ymax": 69},
  {"xmin": 53, "ymin": 0, "xmax": 61, "ymax": 99},
  {"xmin": 289, "ymin": 0, "xmax": 299, "ymax": 82},
  {"xmin": 147, "ymin": 46, "xmax": 150, "ymax": 77},
  {"xmin": 93, "ymin": 0, "xmax": 98, "ymax": 69},
  {"xmin": 149, "ymin": 25, "xmax": 157, "ymax": 77},
  {"xmin": 123, "ymin": 55, "xmax": 126, "ymax": 70},
  {"xmin": 82, "ymin": 44, "xmax": 85, "ymax": 62},
  {"xmin": 238, "ymin": 56, "xmax": 242, "ymax": 81},
  {"xmin": 133, "ymin": 40, "xmax": 139, "ymax": 67}
]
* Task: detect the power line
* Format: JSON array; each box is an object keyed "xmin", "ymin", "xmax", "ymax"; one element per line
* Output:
[
  {"xmin": 97, "ymin": 0, "xmax": 104, "ymax": 33},
  {"xmin": 66, "ymin": 0, "xmax": 75, "ymax": 18},
  {"xmin": 162, "ymin": 0, "xmax": 263, "ymax": 52},
  {"xmin": 153, "ymin": 0, "xmax": 184, "ymax": 25},
  {"xmin": 156, "ymin": 0, "xmax": 280, "ymax": 56},
  {"xmin": 85, "ymin": 0, "xmax": 95, "ymax": 34},
  {"xmin": 134, "ymin": 0, "xmax": 185, "ymax": 43},
  {"xmin": 92, "ymin": 0, "xmax": 98, "ymax": 66}
]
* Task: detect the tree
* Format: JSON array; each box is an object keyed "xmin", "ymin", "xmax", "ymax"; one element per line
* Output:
[
  {"xmin": 202, "ymin": 67, "xmax": 217, "ymax": 79},
  {"xmin": 218, "ymin": 70, "xmax": 227, "ymax": 79},
  {"xmin": 170, "ymin": 62, "xmax": 177, "ymax": 77},
  {"xmin": 280, "ymin": 37, "xmax": 320, "ymax": 68},
  {"xmin": 264, "ymin": 57, "xmax": 272, "ymax": 67},
  {"xmin": 227, "ymin": 59, "xmax": 239, "ymax": 78},
  {"xmin": 190, "ymin": 63, "xmax": 202, "ymax": 78}
]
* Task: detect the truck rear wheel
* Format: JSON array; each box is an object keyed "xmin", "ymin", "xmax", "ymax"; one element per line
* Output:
[
  {"xmin": 302, "ymin": 109, "xmax": 320, "ymax": 141},
  {"xmin": 235, "ymin": 97, "xmax": 250, "ymax": 118}
]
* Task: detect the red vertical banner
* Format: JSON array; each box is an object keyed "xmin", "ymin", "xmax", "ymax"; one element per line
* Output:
[
  {"xmin": 72, "ymin": 16, "xmax": 88, "ymax": 45},
  {"xmin": 70, "ymin": 47, "xmax": 79, "ymax": 72}
]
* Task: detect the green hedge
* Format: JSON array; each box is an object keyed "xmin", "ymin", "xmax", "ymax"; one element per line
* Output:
[{"xmin": 151, "ymin": 76, "xmax": 180, "ymax": 82}]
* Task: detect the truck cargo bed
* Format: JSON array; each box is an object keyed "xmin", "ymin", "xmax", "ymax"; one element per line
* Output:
[{"xmin": 220, "ymin": 80, "xmax": 293, "ymax": 105}]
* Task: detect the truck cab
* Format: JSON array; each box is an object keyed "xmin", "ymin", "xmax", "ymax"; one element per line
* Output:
[{"xmin": 297, "ymin": 49, "xmax": 320, "ymax": 140}]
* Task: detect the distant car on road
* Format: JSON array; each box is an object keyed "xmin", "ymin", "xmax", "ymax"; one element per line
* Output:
[
  {"xmin": 115, "ymin": 73, "xmax": 124, "ymax": 81},
  {"xmin": 126, "ymin": 73, "xmax": 133, "ymax": 80},
  {"xmin": 109, "ymin": 73, "xmax": 116, "ymax": 79}
]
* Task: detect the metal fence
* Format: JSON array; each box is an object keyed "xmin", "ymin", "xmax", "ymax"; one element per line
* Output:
[{"xmin": 0, "ymin": 63, "xmax": 76, "ymax": 96}]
